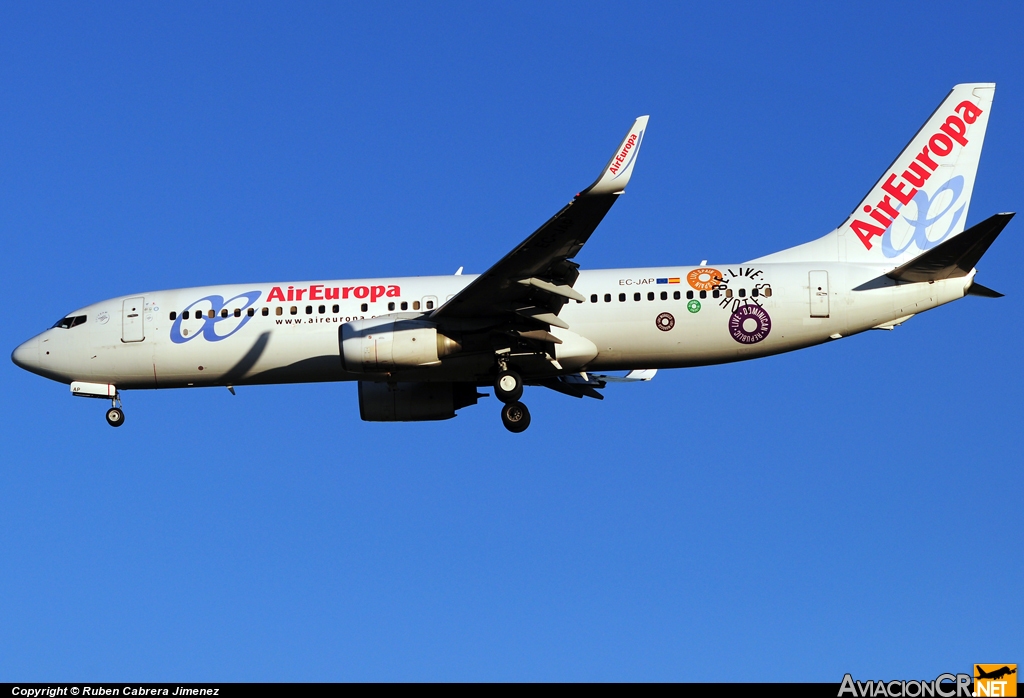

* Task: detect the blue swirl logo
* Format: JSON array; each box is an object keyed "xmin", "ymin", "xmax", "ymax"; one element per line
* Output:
[
  {"xmin": 170, "ymin": 291, "xmax": 262, "ymax": 344},
  {"xmin": 882, "ymin": 175, "xmax": 966, "ymax": 258}
]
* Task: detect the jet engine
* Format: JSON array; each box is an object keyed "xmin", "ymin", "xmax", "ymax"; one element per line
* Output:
[
  {"xmin": 340, "ymin": 317, "xmax": 461, "ymax": 372},
  {"xmin": 358, "ymin": 381, "xmax": 481, "ymax": 421}
]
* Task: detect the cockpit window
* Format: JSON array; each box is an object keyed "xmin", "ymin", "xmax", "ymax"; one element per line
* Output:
[{"xmin": 52, "ymin": 315, "xmax": 87, "ymax": 329}]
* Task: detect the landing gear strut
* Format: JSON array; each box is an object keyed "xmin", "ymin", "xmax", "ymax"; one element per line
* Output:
[
  {"xmin": 501, "ymin": 401, "xmax": 531, "ymax": 433},
  {"xmin": 105, "ymin": 394, "xmax": 124, "ymax": 427}
]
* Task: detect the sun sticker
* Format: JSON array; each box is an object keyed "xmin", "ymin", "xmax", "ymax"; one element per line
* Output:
[{"xmin": 686, "ymin": 267, "xmax": 722, "ymax": 291}]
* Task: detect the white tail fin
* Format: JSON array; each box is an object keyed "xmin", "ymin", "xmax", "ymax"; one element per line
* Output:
[{"xmin": 755, "ymin": 83, "xmax": 995, "ymax": 266}]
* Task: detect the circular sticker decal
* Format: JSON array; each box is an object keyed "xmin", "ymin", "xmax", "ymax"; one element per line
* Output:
[
  {"xmin": 656, "ymin": 312, "xmax": 675, "ymax": 331},
  {"xmin": 728, "ymin": 304, "xmax": 771, "ymax": 344},
  {"xmin": 687, "ymin": 267, "xmax": 722, "ymax": 291},
  {"xmin": 96, "ymin": 311, "xmax": 110, "ymax": 325},
  {"xmin": 687, "ymin": 299, "xmax": 701, "ymax": 313}
]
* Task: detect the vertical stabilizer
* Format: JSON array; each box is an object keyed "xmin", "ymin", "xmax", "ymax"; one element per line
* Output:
[{"xmin": 754, "ymin": 84, "xmax": 995, "ymax": 266}]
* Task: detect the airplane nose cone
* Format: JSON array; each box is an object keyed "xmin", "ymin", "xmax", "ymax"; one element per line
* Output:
[{"xmin": 11, "ymin": 337, "xmax": 39, "ymax": 371}]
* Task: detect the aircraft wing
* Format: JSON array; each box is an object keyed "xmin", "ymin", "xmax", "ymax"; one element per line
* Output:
[{"xmin": 431, "ymin": 116, "xmax": 648, "ymax": 327}]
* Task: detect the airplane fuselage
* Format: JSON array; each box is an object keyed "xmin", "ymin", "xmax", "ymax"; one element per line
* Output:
[{"xmin": 14, "ymin": 262, "xmax": 971, "ymax": 391}]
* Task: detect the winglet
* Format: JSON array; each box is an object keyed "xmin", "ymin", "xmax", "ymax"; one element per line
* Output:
[{"xmin": 584, "ymin": 116, "xmax": 649, "ymax": 196}]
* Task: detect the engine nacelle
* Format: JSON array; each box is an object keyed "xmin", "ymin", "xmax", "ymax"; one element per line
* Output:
[
  {"xmin": 358, "ymin": 381, "xmax": 481, "ymax": 421},
  {"xmin": 340, "ymin": 317, "xmax": 461, "ymax": 372}
]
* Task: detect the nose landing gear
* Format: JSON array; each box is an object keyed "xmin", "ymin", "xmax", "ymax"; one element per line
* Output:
[
  {"xmin": 106, "ymin": 406, "xmax": 125, "ymax": 427},
  {"xmin": 105, "ymin": 393, "xmax": 125, "ymax": 428}
]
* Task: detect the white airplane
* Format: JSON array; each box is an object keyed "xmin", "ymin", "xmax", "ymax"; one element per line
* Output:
[{"xmin": 12, "ymin": 83, "xmax": 1010, "ymax": 433}]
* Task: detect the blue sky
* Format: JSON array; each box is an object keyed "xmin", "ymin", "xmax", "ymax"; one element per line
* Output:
[{"xmin": 1, "ymin": 1, "xmax": 1021, "ymax": 682}]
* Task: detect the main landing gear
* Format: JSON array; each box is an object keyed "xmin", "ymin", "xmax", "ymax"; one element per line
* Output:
[
  {"xmin": 494, "ymin": 364, "xmax": 530, "ymax": 433},
  {"xmin": 500, "ymin": 400, "xmax": 531, "ymax": 433}
]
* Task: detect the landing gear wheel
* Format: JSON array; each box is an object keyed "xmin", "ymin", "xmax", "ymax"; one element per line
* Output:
[
  {"xmin": 501, "ymin": 401, "xmax": 531, "ymax": 433},
  {"xmin": 105, "ymin": 407, "xmax": 125, "ymax": 427},
  {"xmin": 494, "ymin": 369, "xmax": 523, "ymax": 403}
]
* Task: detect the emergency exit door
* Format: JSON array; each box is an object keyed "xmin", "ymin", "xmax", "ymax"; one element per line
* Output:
[
  {"xmin": 809, "ymin": 271, "xmax": 829, "ymax": 318},
  {"xmin": 122, "ymin": 297, "xmax": 145, "ymax": 342}
]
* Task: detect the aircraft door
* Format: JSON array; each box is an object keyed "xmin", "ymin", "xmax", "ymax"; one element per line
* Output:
[
  {"xmin": 122, "ymin": 297, "xmax": 145, "ymax": 342},
  {"xmin": 809, "ymin": 271, "xmax": 829, "ymax": 318}
]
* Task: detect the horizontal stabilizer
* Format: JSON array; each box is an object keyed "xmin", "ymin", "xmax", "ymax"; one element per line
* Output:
[
  {"xmin": 967, "ymin": 281, "xmax": 1004, "ymax": 298},
  {"xmin": 591, "ymin": 369, "xmax": 658, "ymax": 383},
  {"xmin": 887, "ymin": 212, "xmax": 1013, "ymax": 283},
  {"xmin": 538, "ymin": 377, "xmax": 605, "ymax": 400}
]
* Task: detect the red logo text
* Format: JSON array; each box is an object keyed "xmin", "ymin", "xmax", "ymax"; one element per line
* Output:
[
  {"xmin": 266, "ymin": 284, "xmax": 401, "ymax": 303},
  {"xmin": 850, "ymin": 100, "xmax": 984, "ymax": 250}
]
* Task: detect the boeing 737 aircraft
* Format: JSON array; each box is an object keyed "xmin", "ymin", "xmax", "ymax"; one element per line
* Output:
[{"xmin": 12, "ymin": 83, "xmax": 1011, "ymax": 432}]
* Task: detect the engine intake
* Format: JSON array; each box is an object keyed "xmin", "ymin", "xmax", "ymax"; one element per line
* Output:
[{"xmin": 340, "ymin": 317, "xmax": 461, "ymax": 372}]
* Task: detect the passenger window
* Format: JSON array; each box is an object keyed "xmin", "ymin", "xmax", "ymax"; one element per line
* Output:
[
  {"xmin": 361, "ymin": 303, "xmax": 368, "ymax": 312},
  {"xmin": 726, "ymin": 289, "xmax": 734, "ymax": 298},
  {"xmin": 234, "ymin": 308, "xmax": 241, "ymax": 317},
  {"xmin": 764, "ymin": 288, "xmax": 772, "ymax": 297},
  {"xmin": 208, "ymin": 310, "xmax": 215, "ymax": 319},
  {"xmin": 591, "ymin": 294, "xmax": 598, "ymax": 303},
  {"xmin": 713, "ymin": 290, "xmax": 720, "ymax": 299},
  {"xmin": 218, "ymin": 309, "xmax": 226, "ymax": 318},
  {"xmin": 751, "ymin": 288, "xmax": 759, "ymax": 298},
  {"xmin": 247, "ymin": 308, "xmax": 254, "ymax": 317},
  {"xmin": 634, "ymin": 292, "xmax": 641, "ymax": 301},
  {"xmin": 739, "ymin": 289, "xmax": 746, "ymax": 298},
  {"xmin": 290, "ymin": 306, "xmax": 297, "ymax": 315},
  {"xmin": 604, "ymin": 293, "xmax": 611, "ymax": 303},
  {"xmin": 319, "ymin": 304, "xmax": 325, "ymax": 314},
  {"xmin": 388, "ymin": 302, "xmax": 395, "ymax": 311},
  {"xmin": 276, "ymin": 307, "xmax": 283, "ymax": 316},
  {"xmin": 618, "ymin": 293, "xmax": 626, "ymax": 302},
  {"xmin": 426, "ymin": 300, "xmax": 434, "ymax": 309},
  {"xmin": 660, "ymin": 291, "xmax": 667, "ymax": 300},
  {"xmin": 673, "ymin": 291, "xmax": 680, "ymax": 300},
  {"xmin": 401, "ymin": 301, "xmax": 408, "ymax": 311},
  {"xmin": 699, "ymin": 290, "xmax": 707, "ymax": 299},
  {"xmin": 170, "ymin": 311, "xmax": 177, "ymax": 320},
  {"xmin": 333, "ymin": 304, "xmax": 339, "ymax": 313},
  {"xmin": 413, "ymin": 301, "xmax": 421, "ymax": 310},
  {"xmin": 647, "ymin": 292, "xmax": 654, "ymax": 301},
  {"xmin": 686, "ymin": 291, "xmax": 694, "ymax": 300}
]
